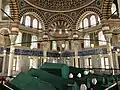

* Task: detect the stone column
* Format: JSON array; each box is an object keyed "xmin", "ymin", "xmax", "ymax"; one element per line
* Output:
[
  {"xmin": 0, "ymin": 0, "xmax": 2, "ymax": 20},
  {"xmin": 43, "ymin": 42, "xmax": 48, "ymax": 63},
  {"xmin": 73, "ymin": 41, "xmax": 79, "ymax": 68},
  {"xmin": 35, "ymin": 57, "xmax": 38, "ymax": 68},
  {"xmin": 117, "ymin": 0, "xmax": 120, "ymax": 18},
  {"xmin": 114, "ymin": 52, "xmax": 119, "ymax": 73},
  {"xmin": 92, "ymin": 55, "xmax": 99, "ymax": 68},
  {"xmin": 104, "ymin": 33, "xmax": 114, "ymax": 75},
  {"xmin": 7, "ymin": 25, "xmax": 18, "ymax": 76},
  {"xmin": 84, "ymin": 57, "xmax": 89, "ymax": 68},
  {"xmin": 2, "ymin": 50, "xmax": 7, "ymax": 74},
  {"xmin": 114, "ymin": 52, "xmax": 119, "ymax": 69},
  {"xmin": 75, "ymin": 49, "xmax": 78, "ymax": 68}
]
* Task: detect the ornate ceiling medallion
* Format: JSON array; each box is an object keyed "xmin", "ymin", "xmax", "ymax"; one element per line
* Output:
[{"xmin": 25, "ymin": 0, "xmax": 95, "ymax": 12}]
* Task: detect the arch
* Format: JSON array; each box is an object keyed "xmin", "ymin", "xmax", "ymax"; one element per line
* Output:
[
  {"xmin": 0, "ymin": 28, "xmax": 11, "ymax": 34},
  {"xmin": 0, "ymin": 28, "xmax": 11, "ymax": 46},
  {"xmin": 76, "ymin": 7, "xmax": 102, "ymax": 30},
  {"xmin": 47, "ymin": 14, "xmax": 74, "ymax": 23},
  {"xmin": 76, "ymin": 7, "xmax": 102, "ymax": 21},
  {"xmin": 47, "ymin": 14, "xmax": 74, "ymax": 29},
  {"xmin": 20, "ymin": 7, "xmax": 46, "ymax": 30}
]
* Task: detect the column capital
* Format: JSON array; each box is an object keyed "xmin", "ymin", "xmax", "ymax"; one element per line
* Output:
[
  {"xmin": 11, "ymin": 24, "xmax": 19, "ymax": 32},
  {"xmin": 104, "ymin": 32, "xmax": 112, "ymax": 42},
  {"xmin": 42, "ymin": 41, "xmax": 49, "ymax": 51},
  {"xmin": 73, "ymin": 41, "xmax": 79, "ymax": 49},
  {"xmin": 9, "ymin": 33, "xmax": 18, "ymax": 44}
]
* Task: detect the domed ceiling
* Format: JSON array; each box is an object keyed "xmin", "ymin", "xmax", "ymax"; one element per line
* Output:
[{"xmin": 25, "ymin": 0, "xmax": 95, "ymax": 12}]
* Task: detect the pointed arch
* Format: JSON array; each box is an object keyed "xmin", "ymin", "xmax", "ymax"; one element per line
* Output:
[
  {"xmin": 20, "ymin": 8, "xmax": 46, "ymax": 30},
  {"xmin": 76, "ymin": 9, "xmax": 102, "ymax": 30}
]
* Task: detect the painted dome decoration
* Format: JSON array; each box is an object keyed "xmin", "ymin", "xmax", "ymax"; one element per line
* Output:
[{"xmin": 25, "ymin": 0, "xmax": 95, "ymax": 12}]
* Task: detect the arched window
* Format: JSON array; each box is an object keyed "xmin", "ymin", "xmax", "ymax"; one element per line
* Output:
[
  {"xmin": 31, "ymin": 35, "xmax": 37, "ymax": 49},
  {"xmin": 25, "ymin": 16, "xmax": 31, "ymax": 26},
  {"xmin": 83, "ymin": 18, "xmax": 89, "ymax": 29},
  {"xmin": 33, "ymin": 19, "xmax": 38, "ymax": 28},
  {"xmin": 111, "ymin": 3, "xmax": 117, "ymax": 15},
  {"xmin": 84, "ymin": 34, "xmax": 90, "ymax": 48},
  {"xmin": 4, "ymin": 5, "xmax": 10, "ymax": 16},
  {"xmin": 98, "ymin": 16, "xmax": 100, "ymax": 23},
  {"xmin": 20, "ymin": 16, "xmax": 23, "ymax": 24},
  {"xmin": 39, "ymin": 22, "xmax": 42, "ymax": 29},
  {"xmin": 52, "ymin": 41, "xmax": 57, "ymax": 50},
  {"xmin": 90, "ymin": 15, "xmax": 96, "ymax": 26},
  {"xmin": 98, "ymin": 31, "xmax": 106, "ymax": 46}
]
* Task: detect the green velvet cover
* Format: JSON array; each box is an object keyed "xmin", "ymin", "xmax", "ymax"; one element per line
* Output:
[
  {"xmin": 11, "ymin": 72, "xmax": 56, "ymax": 90},
  {"xmin": 0, "ymin": 84, "xmax": 12, "ymax": 90},
  {"xmin": 40, "ymin": 63, "xmax": 69, "ymax": 79},
  {"xmin": 27, "ymin": 68, "xmax": 75, "ymax": 90}
]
